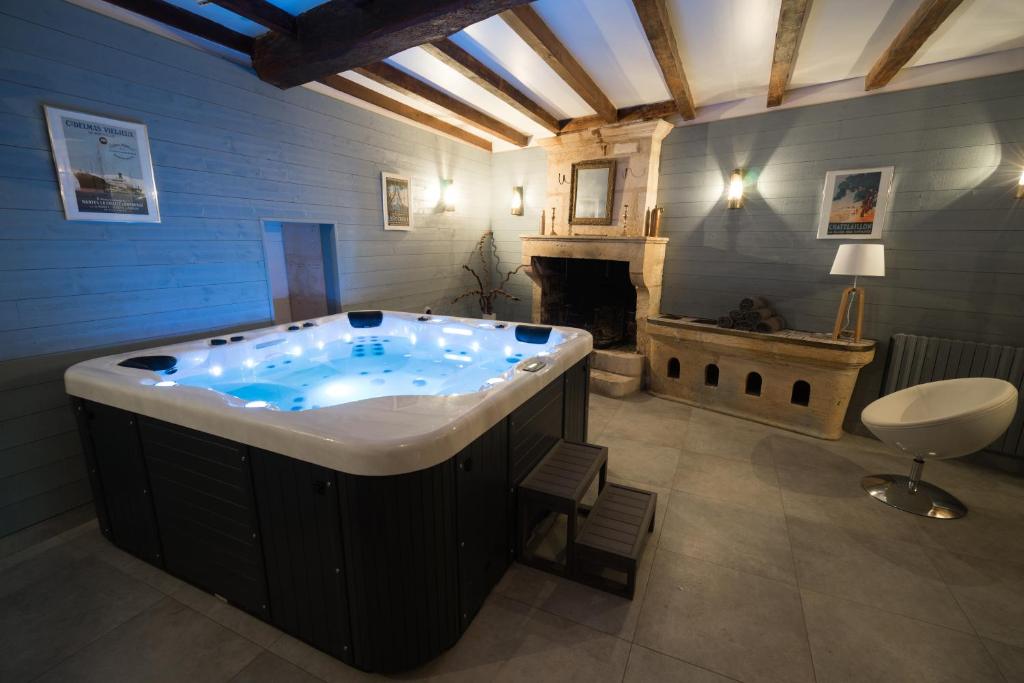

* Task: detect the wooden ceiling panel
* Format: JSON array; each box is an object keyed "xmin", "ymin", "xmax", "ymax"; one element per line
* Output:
[
  {"xmin": 319, "ymin": 74, "xmax": 492, "ymax": 151},
  {"xmin": 355, "ymin": 62, "xmax": 529, "ymax": 147},
  {"xmin": 421, "ymin": 39, "xmax": 561, "ymax": 134},
  {"xmin": 95, "ymin": 0, "xmax": 1021, "ymax": 149},
  {"xmin": 499, "ymin": 5, "xmax": 618, "ymax": 123},
  {"xmin": 631, "ymin": 0, "xmax": 696, "ymax": 120},
  {"xmin": 767, "ymin": 0, "xmax": 814, "ymax": 107},
  {"xmin": 865, "ymin": 0, "xmax": 965, "ymax": 90},
  {"xmin": 558, "ymin": 99, "xmax": 677, "ymax": 134},
  {"xmin": 253, "ymin": 0, "xmax": 532, "ymax": 89},
  {"xmin": 102, "ymin": 0, "xmax": 254, "ymax": 53},
  {"xmin": 206, "ymin": 0, "xmax": 297, "ymax": 38}
]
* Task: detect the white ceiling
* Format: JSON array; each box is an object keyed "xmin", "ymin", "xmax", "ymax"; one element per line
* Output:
[
  {"xmin": 532, "ymin": 0, "xmax": 670, "ymax": 108},
  {"xmin": 668, "ymin": 0, "xmax": 783, "ymax": 106},
  {"xmin": 454, "ymin": 17, "xmax": 595, "ymax": 119},
  {"xmin": 793, "ymin": 0, "xmax": 1024, "ymax": 87},
  {"xmin": 83, "ymin": 0, "xmax": 1024, "ymax": 150}
]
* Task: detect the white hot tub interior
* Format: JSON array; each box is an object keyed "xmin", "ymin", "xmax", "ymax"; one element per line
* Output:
[{"xmin": 148, "ymin": 312, "xmax": 572, "ymax": 411}]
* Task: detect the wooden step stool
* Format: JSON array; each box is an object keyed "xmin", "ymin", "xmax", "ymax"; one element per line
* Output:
[
  {"xmin": 517, "ymin": 440, "xmax": 607, "ymax": 576},
  {"xmin": 574, "ymin": 483, "xmax": 657, "ymax": 599}
]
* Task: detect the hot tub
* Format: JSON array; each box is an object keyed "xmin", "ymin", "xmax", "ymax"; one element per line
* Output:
[
  {"xmin": 67, "ymin": 310, "xmax": 590, "ymax": 475},
  {"xmin": 66, "ymin": 311, "xmax": 593, "ymax": 672}
]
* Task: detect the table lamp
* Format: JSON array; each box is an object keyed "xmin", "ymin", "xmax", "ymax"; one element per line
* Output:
[{"xmin": 830, "ymin": 243, "xmax": 885, "ymax": 341}]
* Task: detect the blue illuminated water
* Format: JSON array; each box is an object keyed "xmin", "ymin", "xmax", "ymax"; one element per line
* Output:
[{"xmin": 174, "ymin": 332, "xmax": 533, "ymax": 411}]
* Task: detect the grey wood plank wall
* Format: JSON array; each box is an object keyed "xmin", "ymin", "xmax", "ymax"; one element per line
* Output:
[
  {"xmin": 0, "ymin": 0, "xmax": 492, "ymax": 537},
  {"xmin": 655, "ymin": 71, "xmax": 1024, "ymax": 432},
  {"xmin": 489, "ymin": 147, "xmax": 547, "ymax": 322},
  {"xmin": 491, "ymin": 71, "xmax": 1024, "ymax": 443}
]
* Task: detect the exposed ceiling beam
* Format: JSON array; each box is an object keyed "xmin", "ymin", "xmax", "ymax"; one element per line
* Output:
[
  {"xmin": 767, "ymin": 0, "xmax": 814, "ymax": 107},
  {"xmin": 355, "ymin": 62, "xmax": 530, "ymax": 147},
  {"xmin": 103, "ymin": 0, "xmax": 253, "ymax": 53},
  {"xmin": 865, "ymin": 0, "xmax": 964, "ymax": 91},
  {"xmin": 499, "ymin": 5, "xmax": 617, "ymax": 124},
  {"xmin": 319, "ymin": 74, "xmax": 491, "ymax": 152},
  {"xmin": 206, "ymin": 0, "xmax": 297, "ymax": 38},
  {"xmin": 558, "ymin": 100, "xmax": 677, "ymax": 134},
  {"xmin": 630, "ymin": 0, "xmax": 696, "ymax": 120},
  {"xmin": 420, "ymin": 39, "xmax": 561, "ymax": 134},
  {"xmin": 253, "ymin": 0, "xmax": 531, "ymax": 89}
]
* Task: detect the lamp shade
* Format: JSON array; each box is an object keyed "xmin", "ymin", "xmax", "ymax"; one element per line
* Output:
[{"xmin": 830, "ymin": 244, "xmax": 885, "ymax": 277}]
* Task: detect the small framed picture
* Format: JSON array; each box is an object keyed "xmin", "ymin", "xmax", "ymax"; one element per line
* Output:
[
  {"xmin": 816, "ymin": 166, "xmax": 894, "ymax": 239},
  {"xmin": 44, "ymin": 106, "xmax": 160, "ymax": 222},
  {"xmin": 381, "ymin": 172, "xmax": 412, "ymax": 231}
]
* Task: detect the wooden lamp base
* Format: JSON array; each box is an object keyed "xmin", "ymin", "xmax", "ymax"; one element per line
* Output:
[{"xmin": 833, "ymin": 286, "xmax": 865, "ymax": 341}]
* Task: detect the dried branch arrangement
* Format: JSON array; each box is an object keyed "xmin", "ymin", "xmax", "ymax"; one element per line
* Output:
[{"xmin": 452, "ymin": 230, "xmax": 525, "ymax": 315}]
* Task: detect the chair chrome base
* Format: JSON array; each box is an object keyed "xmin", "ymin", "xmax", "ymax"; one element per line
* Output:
[{"xmin": 861, "ymin": 474, "xmax": 967, "ymax": 519}]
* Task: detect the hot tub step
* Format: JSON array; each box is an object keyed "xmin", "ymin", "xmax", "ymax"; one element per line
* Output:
[
  {"xmin": 574, "ymin": 483, "xmax": 656, "ymax": 599},
  {"xmin": 590, "ymin": 368, "xmax": 641, "ymax": 398},
  {"xmin": 591, "ymin": 349, "xmax": 643, "ymax": 377},
  {"xmin": 518, "ymin": 440, "xmax": 607, "ymax": 576}
]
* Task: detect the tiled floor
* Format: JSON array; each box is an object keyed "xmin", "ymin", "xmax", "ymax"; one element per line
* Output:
[{"xmin": 3, "ymin": 393, "xmax": 1024, "ymax": 682}]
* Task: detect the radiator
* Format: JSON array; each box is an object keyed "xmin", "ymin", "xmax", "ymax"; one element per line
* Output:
[{"xmin": 882, "ymin": 333, "xmax": 1024, "ymax": 458}]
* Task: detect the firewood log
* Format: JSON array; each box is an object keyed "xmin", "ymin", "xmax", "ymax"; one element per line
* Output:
[
  {"xmin": 755, "ymin": 316, "xmax": 786, "ymax": 333},
  {"xmin": 744, "ymin": 307, "xmax": 774, "ymax": 323},
  {"xmin": 739, "ymin": 296, "xmax": 768, "ymax": 311}
]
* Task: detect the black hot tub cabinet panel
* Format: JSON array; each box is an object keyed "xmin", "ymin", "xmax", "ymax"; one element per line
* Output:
[
  {"xmin": 138, "ymin": 417, "xmax": 269, "ymax": 618},
  {"xmin": 509, "ymin": 373, "xmax": 565, "ymax": 486},
  {"xmin": 563, "ymin": 355, "xmax": 591, "ymax": 443},
  {"xmin": 250, "ymin": 449, "xmax": 352, "ymax": 664},
  {"xmin": 457, "ymin": 419, "xmax": 510, "ymax": 630},
  {"xmin": 337, "ymin": 461, "xmax": 460, "ymax": 673},
  {"xmin": 69, "ymin": 357, "xmax": 590, "ymax": 673},
  {"xmin": 73, "ymin": 400, "xmax": 162, "ymax": 566}
]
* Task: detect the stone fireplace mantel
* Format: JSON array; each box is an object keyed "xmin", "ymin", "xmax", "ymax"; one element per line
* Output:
[
  {"xmin": 537, "ymin": 119, "xmax": 673, "ymax": 238},
  {"xmin": 519, "ymin": 234, "xmax": 668, "ymax": 353},
  {"xmin": 519, "ymin": 235, "xmax": 667, "ymax": 288},
  {"xmin": 517, "ymin": 118, "xmax": 674, "ymax": 365}
]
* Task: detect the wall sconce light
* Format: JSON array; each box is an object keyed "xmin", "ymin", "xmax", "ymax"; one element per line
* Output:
[
  {"xmin": 727, "ymin": 169, "xmax": 744, "ymax": 209},
  {"xmin": 441, "ymin": 179, "xmax": 455, "ymax": 212},
  {"xmin": 511, "ymin": 186, "xmax": 524, "ymax": 216},
  {"xmin": 1017, "ymin": 170, "xmax": 1024, "ymax": 199}
]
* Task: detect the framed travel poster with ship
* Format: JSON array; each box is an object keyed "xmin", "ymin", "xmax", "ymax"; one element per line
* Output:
[
  {"xmin": 816, "ymin": 166, "xmax": 893, "ymax": 239},
  {"xmin": 381, "ymin": 172, "xmax": 412, "ymax": 231},
  {"xmin": 44, "ymin": 106, "xmax": 160, "ymax": 223}
]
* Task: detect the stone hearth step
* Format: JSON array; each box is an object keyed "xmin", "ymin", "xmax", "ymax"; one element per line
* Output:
[
  {"xmin": 590, "ymin": 368, "xmax": 641, "ymax": 398},
  {"xmin": 591, "ymin": 349, "xmax": 643, "ymax": 378}
]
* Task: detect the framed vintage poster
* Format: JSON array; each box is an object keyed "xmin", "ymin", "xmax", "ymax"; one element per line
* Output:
[
  {"xmin": 381, "ymin": 172, "xmax": 412, "ymax": 231},
  {"xmin": 816, "ymin": 166, "xmax": 893, "ymax": 239},
  {"xmin": 44, "ymin": 106, "xmax": 160, "ymax": 222}
]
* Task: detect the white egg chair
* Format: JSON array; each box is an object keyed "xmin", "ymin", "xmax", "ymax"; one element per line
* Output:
[{"xmin": 860, "ymin": 377, "xmax": 1018, "ymax": 519}]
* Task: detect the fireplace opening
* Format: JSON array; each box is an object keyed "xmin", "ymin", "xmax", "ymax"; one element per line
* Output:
[{"xmin": 532, "ymin": 256, "xmax": 637, "ymax": 349}]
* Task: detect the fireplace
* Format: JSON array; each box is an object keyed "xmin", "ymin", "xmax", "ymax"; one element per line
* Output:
[
  {"xmin": 519, "ymin": 234, "xmax": 668, "ymax": 363},
  {"xmin": 516, "ymin": 118, "xmax": 674, "ymax": 386},
  {"xmin": 533, "ymin": 257, "xmax": 637, "ymax": 349}
]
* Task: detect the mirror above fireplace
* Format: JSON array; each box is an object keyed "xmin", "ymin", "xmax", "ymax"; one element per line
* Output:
[{"xmin": 569, "ymin": 159, "xmax": 616, "ymax": 225}]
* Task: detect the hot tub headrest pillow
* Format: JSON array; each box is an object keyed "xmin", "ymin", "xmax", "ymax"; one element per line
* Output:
[
  {"xmin": 348, "ymin": 311, "xmax": 384, "ymax": 328},
  {"xmin": 514, "ymin": 325, "xmax": 552, "ymax": 344},
  {"xmin": 118, "ymin": 355, "xmax": 178, "ymax": 372}
]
